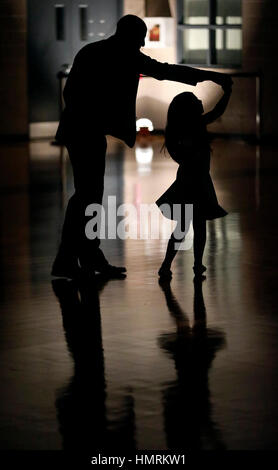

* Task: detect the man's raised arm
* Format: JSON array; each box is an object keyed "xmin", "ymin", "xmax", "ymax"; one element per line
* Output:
[{"xmin": 139, "ymin": 52, "xmax": 232, "ymax": 88}]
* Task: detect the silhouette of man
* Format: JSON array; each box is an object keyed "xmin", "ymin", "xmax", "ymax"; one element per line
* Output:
[{"xmin": 52, "ymin": 15, "xmax": 231, "ymax": 279}]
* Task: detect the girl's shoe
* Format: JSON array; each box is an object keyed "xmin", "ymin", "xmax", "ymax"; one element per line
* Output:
[
  {"xmin": 193, "ymin": 264, "xmax": 207, "ymax": 276},
  {"xmin": 158, "ymin": 266, "xmax": 172, "ymax": 280}
]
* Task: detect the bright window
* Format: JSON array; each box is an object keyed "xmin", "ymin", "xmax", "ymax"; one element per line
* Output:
[{"xmin": 177, "ymin": 0, "xmax": 242, "ymax": 67}]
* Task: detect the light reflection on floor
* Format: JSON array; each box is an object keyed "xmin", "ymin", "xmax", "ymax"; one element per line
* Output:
[{"xmin": 0, "ymin": 136, "xmax": 278, "ymax": 450}]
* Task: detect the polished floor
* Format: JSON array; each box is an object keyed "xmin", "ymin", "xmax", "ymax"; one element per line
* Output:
[{"xmin": 0, "ymin": 136, "xmax": 278, "ymax": 450}]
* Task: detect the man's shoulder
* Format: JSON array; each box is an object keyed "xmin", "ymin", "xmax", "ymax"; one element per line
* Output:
[{"xmin": 75, "ymin": 37, "xmax": 112, "ymax": 60}]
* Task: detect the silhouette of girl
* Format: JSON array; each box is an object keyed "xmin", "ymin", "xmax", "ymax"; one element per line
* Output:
[{"xmin": 156, "ymin": 84, "xmax": 232, "ymax": 279}]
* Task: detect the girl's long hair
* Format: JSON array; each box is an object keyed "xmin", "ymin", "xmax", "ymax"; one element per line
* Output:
[{"xmin": 163, "ymin": 92, "xmax": 210, "ymax": 163}]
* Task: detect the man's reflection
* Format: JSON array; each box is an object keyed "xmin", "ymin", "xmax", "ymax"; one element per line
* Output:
[
  {"xmin": 158, "ymin": 278, "xmax": 226, "ymax": 450},
  {"xmin": 52, "ymin": 278, "xmax": 136, "ymax": 451}
]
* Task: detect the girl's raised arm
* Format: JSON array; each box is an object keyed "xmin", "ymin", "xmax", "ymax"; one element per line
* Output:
[{"xmin": 202, "ymin": 84, "xmax": 232, "ymax": 125}]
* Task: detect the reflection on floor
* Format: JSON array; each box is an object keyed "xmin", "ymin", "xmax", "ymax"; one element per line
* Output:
[{"xmin": 0, "ymin": 136, "xmax": 278, "ymax": 450}]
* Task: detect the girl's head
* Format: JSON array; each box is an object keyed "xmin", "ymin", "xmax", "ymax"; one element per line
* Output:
[
  {"xmin": 167, "ymin": 92, "xmax": 203, "ymax": 125},
  {"xmin": 164, "ymin": 92, "xmax": 207, "ymax": 163}
]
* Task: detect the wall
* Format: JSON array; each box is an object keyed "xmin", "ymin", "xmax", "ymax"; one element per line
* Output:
[
  {"xmin": 0, "ymin": 0, "xmax": 277, "ymax": 139},
  {"xmin": 243, "ymin": 0, "xmax": 278, "ymax": 138},
  {"xmin": 0, "ymin": 0, "xmax": 28, "ymax": 137},
  {"xmin": 124, "ymin": 0, "xmax": 145, "ymax": 17}
]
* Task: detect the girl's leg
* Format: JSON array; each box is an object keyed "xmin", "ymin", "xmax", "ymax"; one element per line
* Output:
[
  {"xmin": 159, "ymin": 231, "xmax": 185, "ymax": 274},
  {"xmin": 192, "ymin": 210, "xmax": 207, "ymax": 274},
  {"xmin": 159, "ymin": 206, "xmax": 190, "ymax": 277}
]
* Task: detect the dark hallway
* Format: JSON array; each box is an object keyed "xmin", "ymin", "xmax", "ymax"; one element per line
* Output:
[
  {"xmin": 1, "ymin": 0, "xmax": 278, "ymax": 462},
  {"xmin": 0, "ymin": 137, "xmax": 278, "ymax": 450}
]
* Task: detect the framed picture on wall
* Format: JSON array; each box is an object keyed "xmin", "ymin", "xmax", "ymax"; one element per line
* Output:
[{"xmin": 143, "ymin": 17, "xmax": 175, "ymax": 48}]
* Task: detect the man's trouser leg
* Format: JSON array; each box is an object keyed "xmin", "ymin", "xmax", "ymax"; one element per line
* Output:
[{"xmin": 53, "ymin": 135, "xmax": 108, "ymax": 274}]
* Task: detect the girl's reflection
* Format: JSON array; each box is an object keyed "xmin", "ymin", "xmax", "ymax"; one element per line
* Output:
[{"xmin": 158, "ymin": 278, "xmax": 226, "ymax": 450}]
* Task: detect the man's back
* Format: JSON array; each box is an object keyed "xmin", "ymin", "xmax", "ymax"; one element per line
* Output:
[{"xmin": 62, "ymin": 37, "xmax": 140, "ymax": 143}]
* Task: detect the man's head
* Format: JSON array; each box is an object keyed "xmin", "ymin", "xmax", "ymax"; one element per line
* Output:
[{"xmin": 115, "ymin": 15, "xmax": 147, "ymax": 49}]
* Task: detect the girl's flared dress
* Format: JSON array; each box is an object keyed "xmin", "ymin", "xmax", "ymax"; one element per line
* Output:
[{"xmin": 156, "ymin": 143, "xmax": 227, "ymax": 221}]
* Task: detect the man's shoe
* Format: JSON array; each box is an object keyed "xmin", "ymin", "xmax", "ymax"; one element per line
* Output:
[
  {"xmin": 95, "ymin": 264, "xmax": 127, "ymax": 279},
  {"xmin": 78, "ymin": 253, "xmax": 126, "ymax": 279},
  {"xmin": 51, "ymin": 253, "xmax": 80, "ymax": 279}
]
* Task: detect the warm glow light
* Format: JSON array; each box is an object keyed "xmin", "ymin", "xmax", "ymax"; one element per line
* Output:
[
  {"xmin": 136, "ymin": 118, "xmax": 154, "ymax": 132},
  {"xmin": 135, "ymin": 146, "xmax": 153, "ymax": 166}
]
